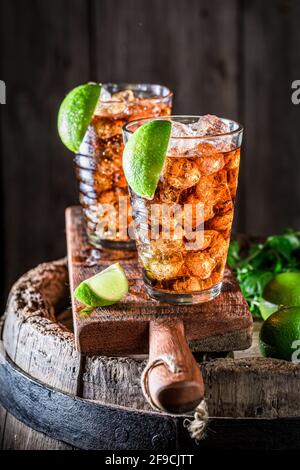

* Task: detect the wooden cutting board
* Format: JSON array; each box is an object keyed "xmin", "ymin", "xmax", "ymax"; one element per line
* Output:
[{"xmin": 66, "ymin": 206, "xmax": 253, "ymax": 356}]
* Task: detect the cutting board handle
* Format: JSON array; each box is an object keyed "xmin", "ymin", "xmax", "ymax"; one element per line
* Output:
[{"xmin": 143, "ymin": 319, "xmax": 205, "ymax": 414}]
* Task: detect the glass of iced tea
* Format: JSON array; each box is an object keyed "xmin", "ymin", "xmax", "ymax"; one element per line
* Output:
[
  {"xmin": 123, "ymin": 115, "xmax": 243, "ymax": 304},
  {"xmin": 75, "ymin": 83, "xmax": 173, "ymax": 250}
]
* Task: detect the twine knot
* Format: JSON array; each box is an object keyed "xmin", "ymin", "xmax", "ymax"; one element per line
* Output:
[{"xmin": 183, "ymin": 399, "xmax": 209, "ymax": 442}]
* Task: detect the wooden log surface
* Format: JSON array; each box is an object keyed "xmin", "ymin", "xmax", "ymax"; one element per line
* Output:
[{"xmin": 2, "ymin": 258, "xmax": 300, "ymax": 420}]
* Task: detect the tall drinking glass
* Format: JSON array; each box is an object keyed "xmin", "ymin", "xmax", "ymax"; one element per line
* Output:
[
  {"xmin": 75, "ymin": 83, "xmax": 173, "ymax": 250},
  {"xmin": 123, "ymin": 115, "xmax": 243, "ymax": 304}
]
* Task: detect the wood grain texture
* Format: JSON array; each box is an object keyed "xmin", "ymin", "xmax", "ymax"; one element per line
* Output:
[
  {"xmin": 0, "ymin": 0, "xmax": 89, "ymax": 307},
  {"xmin": 3, "ymin": 258, "xmax": 82, "ymax": 394},
  {"xmin": 92, "ymin": 0, "xmax": 239, "ymax": 116},
  {"xmin": 202, "ymin": 357, "xmax": 300, "ymax": 418},
  {"xmin": 2, "ymin": 412, "xmax": 73, "ymax": 450},
  {"xmin": 244, "ymin": 0, "xmax": 300, "ymax": 234},
  {"xmin": 148, "ymin": 320, "xmax": 205, "ymax": 413},
  {"xmin": 1, "ymin": 314, "xmax": 73, "ymax": 450},
  {"xmin": 67, "ymin": 206, "xmax": 252, "ymax": 354}
]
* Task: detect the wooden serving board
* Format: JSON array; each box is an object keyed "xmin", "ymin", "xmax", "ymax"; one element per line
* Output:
[{"xmin": 66, "ymin": 206, "xmax": 253, "ymax": 355}]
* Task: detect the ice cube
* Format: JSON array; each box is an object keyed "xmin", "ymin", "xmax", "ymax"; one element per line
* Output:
[
  {"xmin": 150, "ymin": 239, "xmax": 184, "ymax": 258},
  {"xmin": 168, "ymin": 121, "xmax": 199, "ymax": 154},
  {"xmin": 209, "ymin": 233, "xmax": 229, "ymax": 259},
  {"xmin": 96, "ymin": 89, "xmax": 135, "ymax": 117},
  {"xmin": 201, "ymin": 230, "xmax": 218, "ymax": 250},
  {"xmin": 146, "ymin": 255, "xmax": 184, "ymax": 280},
  {"xmin": 98, "ymin": 190, "xmax": 116, "ymax": 204},
  {"xmin": 227, "ymin": 168, "xmax": 239, "ymax": 199},
  {"xmin": 110, "ymin": 90, "xmax": 135, "ymax": 114},
  {"xmin": 93, "ymin": 117, "xmax": 123, "ymax": 139},
  {"xmin": 195, "ymin": 171, "xmax": 230, "ymax": 208},
  {"xmin": 225, "ymin": 149, "xmax": 240, "ymax": 169},
  {"xmin": 94, "ymin": 89, "xmax": 111, "ymax": 116},
  {"xmin": 186, "ymin": 194, "xmax": 215, "ymax": 223},
  {"xmin": 112, "ymin": 89, "xmax": 135, "ymax": 102},
  {"xmin": 97, "ymin": 158, "xmax": 117, "ymax": 176},
  {"xmin": 171, "ymin": 121, "xmax": 195, "ymax": 138},
  {"xmin": 200, "ymin": 272, "xmax": 221, "ymax": 290},
  {"xmin": 156, "ymin": 184, "xmax": 180, "ymax": 204},
  {"xmin": 208, "ymin": 210, "xmax": 233, "ymax": 232},
  {"xmin": 186, "ymin": 251, "xmax": 216, "ymax": 279},
  {"xmin": 154, "ymin": 203, "xmax": 184, "ymax": 239},
  {"xmin": 163, "ymin": 157, "xmax": 201, "ymax": 189},
  {"xmin": 214, "ymin": 194, "xmax": 233, "ymax": 214},
  {"xmin": 196, "ymin": 143, "xmax": 225, "ymax": 175},
  {"xmin": 191, "ymin": 115, "xmax": 230, "ymax": 137},
  {"xmin": 95, "ymin": 174, "xmax": 113, "ymax": 192},
  {"xmin": 183, "ymin": 228, "xmax": 217, "ymax": 251},
  {"xmin": 100, "ymin": 87, "xmax": 112, "ymax": 101},
  {"xmin": 173, "ymin": 276, "xmax": 202, "ymax": 293}
]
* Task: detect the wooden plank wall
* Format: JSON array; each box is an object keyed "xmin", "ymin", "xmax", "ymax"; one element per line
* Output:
[{"xmin": 0, "ymin": 0, "xmax": 299, "ymax": 308}]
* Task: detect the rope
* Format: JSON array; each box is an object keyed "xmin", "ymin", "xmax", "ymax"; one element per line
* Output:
[
  {"xmin": 183, "ymin": 400, "xmax": 209, "ymax": 443},
  {"xmin": 141, "ymin": 354, "xmax": 208, "ymax": 442}
]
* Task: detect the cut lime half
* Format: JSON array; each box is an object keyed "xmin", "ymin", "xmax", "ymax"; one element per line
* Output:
[
  {"xmin": 74, "ymin": 262, "xmax": 128, "ymax": 307},
  {"xmin": 123, "ymin": 120, "xmax": 171, "ymax": 199},
  {"xmin": 58, "ymin": 82, "xmax": 101, "ymax": 153},
  {"xmin": 257, "ymin": 297, "xmax": 278, "ymax": 320}
]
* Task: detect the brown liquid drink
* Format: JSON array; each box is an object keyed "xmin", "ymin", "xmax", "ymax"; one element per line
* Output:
[
  {"xmin": 75, "ymin": 84, "xmax": 172, "ymax": 250},
  {"xmin": 123, "ymin": 116, "xmax": 243, "ymax": 304}
]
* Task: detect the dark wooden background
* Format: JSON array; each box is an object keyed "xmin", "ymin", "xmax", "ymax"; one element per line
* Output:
[{"xmin": 0, "ymin": 0, "xmax": 300, "ymax": 308}]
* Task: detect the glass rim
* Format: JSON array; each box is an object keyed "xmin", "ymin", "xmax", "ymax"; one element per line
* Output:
[
  {"xmin": 100, "ymin": 82, "xmax": 173, "ymax": 104},
  {"xmin": 123, "ymin": 115, "xmax": 243, "ymax": 139}
]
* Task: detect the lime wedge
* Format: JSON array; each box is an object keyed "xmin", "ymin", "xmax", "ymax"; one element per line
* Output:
[
  {"xmin": 123, "ymin": 120, "xmax": 171, "ymax": 199},
  {"xmin": 257, "ymin": 297, "xmax": 278, "ymax": 320},
  {"xmin": 58, "ymin": 82, "xmax": 101, "ymax": 153},
  {"xmin": 74, "ymin": 262, "xmax": 128, "ymax": 307}
]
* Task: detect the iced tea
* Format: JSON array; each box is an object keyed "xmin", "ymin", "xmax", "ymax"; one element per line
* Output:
[
  {"xmin": 75, "ymin": 83, "xmax": 172, "ymax": 249},
  {"xmin": 123, "ymin": 115, "xmax": 243, "ymax": 303}
]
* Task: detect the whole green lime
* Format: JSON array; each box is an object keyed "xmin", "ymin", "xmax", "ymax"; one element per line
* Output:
[
  {"xmin": 259, "ymin": 306, "xmax": 300, "ymax": 361},
  {"xmin": 263, "ymin": 272, "xmax": 300, "ymax": 307},
  {"xmin": 58, "ymin": 82, "xmax": 101, "ymax": 152}
]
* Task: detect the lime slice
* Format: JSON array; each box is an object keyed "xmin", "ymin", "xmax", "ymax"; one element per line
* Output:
[
  {"xmin": 58, "ymin": 82, "xmax": 101, "ymax": 152},
  {"xmin": 123, "ymin": 120, "xmax": 171, "ymax": 199},
  {"xmin": 74, "ymin": 262, "xmax": 128, "ymax": 307},
  {"xmin": 263, "ymin": 272, "xmax": 300, "ymax": 307},
  {"xmin": 257, "ymin": 297, "xmax": 278, "ymax": 320}
]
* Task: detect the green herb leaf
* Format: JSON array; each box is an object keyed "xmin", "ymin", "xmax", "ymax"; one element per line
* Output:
[
  {"xmin": 228, "ymin": 229, "xmax": 300, "ymax": 318},
  {"xmin": 227, "ymin": 240, "xmax": 240, "ymax": 267}
]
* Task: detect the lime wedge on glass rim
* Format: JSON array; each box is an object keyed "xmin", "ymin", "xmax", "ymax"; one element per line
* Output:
[
  {"xmin": 58, "ymin": 82, "xmax": 101, "ymax": 152},
  {"xmin": 74, "ymin": 263, "xmax": 128, "ymax": 307},
  {"xmin": 123, "ymin": 120, "xmax": 172, "ymax": 199}
]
